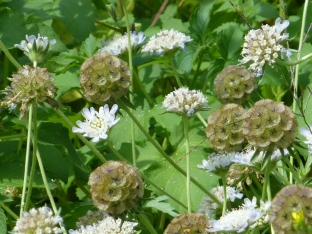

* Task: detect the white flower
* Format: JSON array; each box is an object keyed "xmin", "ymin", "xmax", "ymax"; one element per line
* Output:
[
  {"xmin": 300, "ymin": 126, "xmax": 312, "ymax": 154},
  {"xmin": 99, "ymin": 31, "xmax": 146, "ymax": 55},
  {"xmin": 69, "ymin": 214, "xmax": 138, "ymax": 234},
  {"xmin": 72, "ymin": 104, "xmax": 120, "ymax": 142},
  {"xmin": 13, "ymin": 206, "xmax": 63, "ymax": 234},
  {"xmin": 198, "ymin": 151, "xmax": 236, "ymax": 173},
  {"xmin": 141, "ymin": 29, "xmax": 192, "ymax": 55},
  {"xmin": 198, "ymin": 186, "xmax": 243, "ymax": 217},
  {"xmin": 162, "ymin": 87, "xmax": 207, "ymax": 116},
  {"xmin": 14, "ymin": 34, "xmax": 56, "ymax": 64},
  {"xmin": 240, "ymin": 17, "xmax": 291, "ymax": 76}
]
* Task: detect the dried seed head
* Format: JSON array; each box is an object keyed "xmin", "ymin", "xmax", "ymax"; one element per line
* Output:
[
  {"xmin": 242, "ymin": 99, "xmax": 298, "ymax": 151},
  {"xmin": 4, "ymin": 65, "xmax": 57, "ymax": 118},
  {"xmin": 88, "ymin": 161, "xmax": 144, "ymax": 214},
  {"xmin": 206, "ymin": 103, "xmax": 246, "ymax": 152},
  {"xmin": 164, "ymin": 213, "xmax": 210, "ymax": 234},
  {"xmin": 269, "ymin": 185, "xmax": 312, "ymax": 233},
  {"xmin": 214, "ymin": 65, "xmax": 257, "ymax": 104},
  {"xmin": 80, "ymin": 53, "xmax": 130, "ymax": 105}
]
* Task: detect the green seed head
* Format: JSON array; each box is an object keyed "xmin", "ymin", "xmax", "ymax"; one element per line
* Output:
[
  {"xmin": 88, "ymin": 161, "xmax": 144, "ymax": 215},
  {"xmin": 80, "ymin": 53, "xmax": 130, "ymax": 105}
]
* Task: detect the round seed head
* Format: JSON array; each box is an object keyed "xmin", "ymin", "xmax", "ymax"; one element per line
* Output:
[
  {"xmin": 88, "ymin": 161, "xmax": 144, "ymax": 214},
  {"xmin": 80, "ymin": 53, "xmax": 130, "ymax": 105},
  {"xmin": 164, "ymin": 213, "xmax": 210, "ymax": 234},
  {"xmin": 242, "ymin": 99, "xmax": 298, "ymax": 151},
  {"xmin": 214, "ymin": 65, "xmax": 257, "ymax": 104},
  {"xmin": 206, "ymin": 103, "xmax": 246, "ymax": 152}
]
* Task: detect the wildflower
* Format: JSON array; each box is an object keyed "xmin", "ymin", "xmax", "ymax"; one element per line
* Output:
[
  {"xmin": 80, "ymin": 53, "xmax": 130, "ymax": 105},
  {"xmin": 13, "ymin": 206, "xmax": 63, "ymax": 234},
  {"xmin": 141, "ymin": 29, "xmax": 192, "ymax": 55},
  {"xmin": 69, "ymin": 213, "xmax": 138, "ymax": 234},
  {"xmin": 214, "ymin": 65, "xmax": 257, "ymax": 104},
  {"xmin": 88, "ymin": 161, "xmax": 144, "ymax": 214},
  {"xmin": 164, "ymin": 213, "xmax": 210, "ymax": 234},
  {"xmin": 76, "ymin": 210, "xmax": 106, "ymax": 227},
  {"xmin": 300, "ymin": 126, "xmax": 312, "ymax": 154},
  {"xmin": 14, "ymin": 34, "xmax": 56, "ymax": 64},
  {"xmin": 162, "ymin": 87, "xmax": 207, "ymax": 116},
  {"xmin": 72, "ymin": 104, "xmax": 119, "ymax": 142},
  {"xmin": 240, "ymin": 17, "xmax": 291, "ymax": 76},
  {"xmin": 99, "ymin": 31, "xmax": 146, "ymax": 55},
  {"xmin": 198, "ymin": 186, "xmax": 243, "ymax": 217},
  {"xmin": 206, "ymin": 103, "xmax": 246, "ymax": 152}
]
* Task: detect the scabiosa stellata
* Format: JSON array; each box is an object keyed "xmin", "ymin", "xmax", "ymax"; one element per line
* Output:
[
  {"xmin": 214, "ymin": 65, "xmax": 257, "ymax": 104},
  {"xmin": 141, "ymin": 29, "xmax": 192, "ymax": 55},
  {"xmin": 72, "ymin": 104, "xmax": 119, "ymax": 142},
  {"xmin": 242, "ymin": 99, "xmax": 298, "ymax": 151},
  {"xmin": 79, "ymin": 53, "xmax": 130, "ymax": 105},
  {"xmin": 240, "ymin": 17, "xmax": 291, "ymax": 76},
  {"xmin": 99, "ymin": 31, "xmax": 146, "ymax": 55},
  {"xmin": 88, "ymin": 161, "xmax": 144, "ymax": 215},
  {"xmin": 14, "ymin": 34, "xmax": 56, "ymax": 65},
  {"xmin": 198, "ymin": 186, "xmax": 243, "ymax": 217},
  {"xmin": 4, "ymin": 65, "xmax": 57, "ymax": 118},
  {"xmin": 13, "ymin": 206, "xmax": 63, "ymax": 234},
  {"xmin": 300, "ymin": 126, "xmax": 312, "ymax": 154},
  {"xmin": 206, "ymin": 103, "xmax": 246, "ymax": 152},
  {"xmin": 269, "ymin": 185, "xmax": 312, "ymax": 233},
  {"xmin": 162, "ymin": 87, "xmax": 207, "ymax": 116},
  {"xmin": 164, "ymin": 213, "xmax": 210, "ymax": 234}
]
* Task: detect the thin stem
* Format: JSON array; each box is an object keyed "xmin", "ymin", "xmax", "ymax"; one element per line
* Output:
[
  {"xmin": 261, "ymin": 158, "xmax": 271, "ymax": 201},
  {"xmin": 55, "ymin": 108, "xmax": 107, "ymax": 163},
  {"xmin": 275, "ymin": 53, "xmax": 312, "ymax": 66},
  {"xmin": 0, "ymin": 40, "xmax": 21, "ymax": 69},
  {"xmin": 196, "ymin": 112, "xmax": 208, "ymax": 127},
  {"xmin": 20, "ymin": 103, "xmax": 33, "ymax": 216},
  {"xmin": 0, "ymin": 202, "xmax": 19, "ymax": 220},
  {"xmin": 183, "ymin": 115, "xmax": 191, "ymax": 213},
  {"xmin": 118, "ymin": 101, "xmax": 222, "ymax": 206},
  {"xmin": 0, "ymin": 133, "xmax": 25, "ymax": 141},
  {"xmin": 133, "ymin": 69, "xmax": 154, "ymax": 105},
  {"xmin": 137, "ymin": 213, "xmax": 158, "ymax": 234},
  {"xmin": 221, "ymin": 175, "xmax": 227, "ymax": 215},
  {"xmin": 106, "ymin": 139, "xmax": 189, "ymax": 210},
  {"xmin": 150, "ymin": 0, "xmax": 169, "ymax": 26},
  {"xmin": 168, "ymin": 55, "xmax": 182, "ymax": 87},
  {"xmin": 159, "ymin": 212, "xmax": 166, "ymax": 230},
  {"xmin": 95, "ymin": 20, "xmax": 124, "ymax": 33},
  {"xmin": 272, "ymin": 168, "xmax": 290, "ymax": 185}
]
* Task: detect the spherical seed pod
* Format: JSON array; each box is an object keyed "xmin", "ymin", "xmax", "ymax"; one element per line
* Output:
[
  {"xmin": 88, "ymin": 161, "xmax": 144, "ymax": 215},
  {"xmin": 5, "ymin": 65, "xmax": 57, "ymax": 118},
  {"xmin": 206, "ymin": 103, "xmax": 246, "ymax": 152},
  {"xmin": 269, "ymin": 185, "xmax": 312, "ymax": 233},
  {"xmin": 80, "ymin": 53, "xmax": 130, "ymax": 105},
  {"xmin": 242, "ymin": 99, "xmax": 298, "ymax": 151},
  {"xmin": 164, "ymin": 213, "xmax": 210, "ymax": 234},
  {"xmin": 214, "ymin": 65, "xmax": 257, "ymax": 104}
]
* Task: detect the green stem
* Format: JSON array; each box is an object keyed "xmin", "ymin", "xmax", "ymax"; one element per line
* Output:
[
  {"xmin": 261, "ymin": 158, "xmax": 271, "ymax": 201},
  {"xmin": 275, "ymin": 53, "xmax": 312, "ymax": 66},
  {"xmin": 284, "ymin": 157, "xmax": 301, "ymax": 182},
  {"xmin": 190, "ymin": 52, "xmax": 204, "ymax": 88},
  {"xmin": 118, "ymin": 101, "xmax": 222, "ymax": 206},
  {"xmin": 133, "ymin": 69, "xmax": 154, "ymax": 105},
  {"xmin": 221, "ymin": 175, "xmax": 227, "ymax": 215},
  {"xmin": 183, "ymin": 115, "xmax": 191, "ymax": 214},
  {"xmin": 106, "ymin": 139, "xmax": 188, "ymax": 210},
  {"xmin": 0, "ymin": 40, "xmax": 21, "ymax": 69},
  {"xmin": 20, "ymin": 103, "xmax": 33, "ymax": 216},
  {"xmin": 196, "ymin": 112, "xmax": 208, "ymax": 127},
  {"xmin": 0, "ymin": 202, "xmax": 19, "ymax": 220},
  {"xmin": 0, "ymin": 133, "xmax": 25, "ymax": 141},
  {"xmin": 137, "ymin": 213, "xmax": 158, "ymax": 234},
  {"xmin": 159, "ymin": 212, "xmax": 166, "ymax": 230},
  {"xmin": 138, "ymin": 59, "xmax": 169, "ymax": 69},
  {"xmin": 272, "ymin": 168, "xmax": 290, "ymax": 185},
  {"xmin": 25, "ymin": 106, "xmax": 38, "ymax": 211},
  {"xmin": 168, "ymin": 55, "xmax": 182, "ymax": 87},
  {"xmin": 55, "ymin": 108, "xmax": 107, "ymax": 163}
]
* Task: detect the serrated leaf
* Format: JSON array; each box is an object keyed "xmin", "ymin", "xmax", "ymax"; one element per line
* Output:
[
  {"xmin": 174, "ymin": 42, "xmax": 199, "ymax": 74},
  {"xmin": 80, "ymin": 34, "xmax": 98, "ymax": 58},
  {"xmin": 145, "ymin": 196, "xmax": 178, "ymax": 217},
  {"xmin": 0, "ymin": 207, "xmax": 6, "ymax": 234}
]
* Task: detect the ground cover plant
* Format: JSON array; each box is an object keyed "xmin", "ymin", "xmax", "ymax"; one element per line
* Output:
[{"xmin": 1, "ymin": 0, "xmax": 312, "ymax": 233}]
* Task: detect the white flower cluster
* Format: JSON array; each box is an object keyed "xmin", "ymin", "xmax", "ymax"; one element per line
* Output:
[
  {"xmin": 197, "ymin": 151, "xmax": 236, "ymax": 173},
  {"xmin": 99, "ymin": 31, "xmax": 146, "ymax": 55},
  {"xmin": 300, "ymin": 126, "xmax": 312, "ymax": 154},
  {"xmin": 198, "ymin": 186, "xmax": 243, "ymax": 217},
  {"xmin": 13, "ymin": 206, "xmax": 63, "ymax": 234},
  {"xmin": 240, "ymin": 17, "xmax": 291, "ymax": 76},
  {"xmin": 141, "ymin": 29, "xmax": 192, "ymax": 55},
  {"xmin": 162, "ymin": 87, "xmax": 207, "ymax": 116},
  {"xmin": 14, "ymin": 34, "xmax": 56, "ymax": 64},
  {"xmin": 69, "ymin": 214, "xmax": 138, "ymax": 234},
  {"xmin": 72, "ymin": 104, "xmax": 120, "ymax": 142},
  {"xmin": 208, "ymin": 197, "xmax": 271, "ymax": 233}
]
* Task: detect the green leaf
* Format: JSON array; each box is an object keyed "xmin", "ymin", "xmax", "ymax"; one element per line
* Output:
[
  {"xmin": 261, "ymin": 64, "xmax": 289, "ymax": 86},
  {"xmin": 174, "ymin": 42, "xmax": 199, "ymax": 74},
  {"xmin": 255, "ymin": 2, "xmax": 278, "ymax": 21},
  {"xmin": 144, "ymin": 195, "xmax": 178, "ymax": 217},
  {"xmin": 80, "ymin": 34, "xmax": 98, "ymax": 58},
  {"xmin": 0, "ymin": 207, "xmax": 6, "ymax": 234},
  {"xmin": 54, "ymin": 71, "xmax": 80, "ymax": 98}
]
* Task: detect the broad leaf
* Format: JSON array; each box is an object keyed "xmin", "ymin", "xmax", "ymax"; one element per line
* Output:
[
  {"xmin": 144, "ymin": 195, "xmax": 178, "ymax": 217},
  {"xmin": 0, "ymin": 208, "xmax": 6, "ymax": 234}
]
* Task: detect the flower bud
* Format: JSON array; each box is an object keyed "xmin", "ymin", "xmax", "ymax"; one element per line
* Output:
[{"xmin": 88, "ymin": 161, "xmax": 144, "ymax": 214}]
